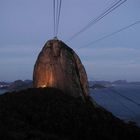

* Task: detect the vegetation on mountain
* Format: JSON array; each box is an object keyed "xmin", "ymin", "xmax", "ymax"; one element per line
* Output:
[{"xmin": 0, "ymin": 88, "xmax": 139, "ymax": 139}]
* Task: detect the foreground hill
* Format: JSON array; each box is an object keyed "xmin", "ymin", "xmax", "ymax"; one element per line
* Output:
[{"xmin": 0, "ymin": 88, "xmax": 140, "ymax": 140}]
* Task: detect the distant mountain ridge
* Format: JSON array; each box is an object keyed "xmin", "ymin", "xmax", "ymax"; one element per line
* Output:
[
  {"xmin": 0, "ymin": 80, "xmax": 32, "ymax": 91},
  {"xmin": 89, "ymin": 80, "xmax": 140, "ymax": 89},
  {"xmin": 90, "ymin": 80, "xmax": 140, "ymax": 85},
  {"xmin": 0, "ymin": 80, "xmax": 140, "ymax": 92}
]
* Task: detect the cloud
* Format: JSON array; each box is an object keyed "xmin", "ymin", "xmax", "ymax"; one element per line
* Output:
[
  {"xmin": 0, "ymin": 44, "xmax": 42, "ymax": 69},
  {"xmin": 77, "ymin": 46, "xmax": 140, "ymax": 81},
  {"xmin": 77, "ymin": 46, "xmax": 140, "ymax": 58}
]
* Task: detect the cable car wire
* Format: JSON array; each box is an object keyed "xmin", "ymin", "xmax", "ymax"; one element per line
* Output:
[
  {"xmin": 66, "ymin": 0, "xmax": 127, "ymax": 42},
  {"xmin": 53, "ymin": 0, "xmax": 62, "ymax": 38},
  {"xmin": 78, "ymin": 20, "xmax": 140, "ymax": 49}
]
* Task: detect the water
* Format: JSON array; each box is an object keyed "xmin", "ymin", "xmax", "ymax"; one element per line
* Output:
[
  {"xmin": 90, "ymin": 84, "xmax": 140, "ymax": 126},
  {"xmin": 0, "ymin": 89, "xmax": 8, "ymax": 95}
]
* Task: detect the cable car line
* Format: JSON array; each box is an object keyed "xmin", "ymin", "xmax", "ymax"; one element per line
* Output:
[
  {"xmin": 53, "ymin": 0, "xmax": 62, "ymax": 38},
  {"xmin": 66, "ymin": 0, "xmax": 127, "ymax": 42},
  {"xmin": 78, "ymin": 20, "xmax": 140, "ymax": 49}
]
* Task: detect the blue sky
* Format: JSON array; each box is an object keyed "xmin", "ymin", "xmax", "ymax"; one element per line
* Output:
[{"xmin": 0, "ymin": 0, "xmax": 140, "ymax": 81}]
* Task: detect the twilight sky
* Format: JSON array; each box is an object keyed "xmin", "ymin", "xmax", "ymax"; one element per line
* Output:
[{"xmin": 0, "ymin": 0, "xmax": 140, "ymax": 81}]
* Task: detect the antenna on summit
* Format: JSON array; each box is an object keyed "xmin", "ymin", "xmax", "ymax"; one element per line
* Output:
[{"xmin": 54, "ymin": 36, "xmax": 58, "ymax": 40}]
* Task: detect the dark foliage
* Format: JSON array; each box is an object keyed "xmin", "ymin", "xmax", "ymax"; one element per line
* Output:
[{"xmin": 0, "ymin": 88, "xmax": 140, "ymax": 140}]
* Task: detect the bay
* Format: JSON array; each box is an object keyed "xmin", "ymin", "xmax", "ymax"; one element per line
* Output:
[
  {"xmin": 90, "ymin": 84, "xmax": 140, "ymax": 126},
  {"xmin": 0, "ymin": 89, "xmax": 8, "ymax": 95}
]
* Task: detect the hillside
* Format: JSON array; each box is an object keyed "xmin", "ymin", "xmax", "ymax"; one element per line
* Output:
[{"xmin": 0, "ymin": 88, "xmax": 140, "ymax": 140}]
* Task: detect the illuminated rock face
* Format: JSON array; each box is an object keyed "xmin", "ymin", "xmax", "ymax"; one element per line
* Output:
[{"xmin": 33, "ymin": 39, "xmax": 89, "ymax": 98}]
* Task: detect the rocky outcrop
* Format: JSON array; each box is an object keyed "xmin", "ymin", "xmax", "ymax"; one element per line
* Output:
[{"xmin": 33, "ymin": 39, "xmax": 89, "ymax": 99}]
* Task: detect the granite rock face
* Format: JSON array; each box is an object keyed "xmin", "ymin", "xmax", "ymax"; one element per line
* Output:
[{"xmin": 33, "ymin": 39, "xmax": 89, "ymax": 98}]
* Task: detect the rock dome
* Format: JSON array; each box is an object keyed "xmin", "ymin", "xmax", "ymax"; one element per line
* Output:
[{"xmin": 33, "ymin": 39, "xmax": 89, "ymax": 99}]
